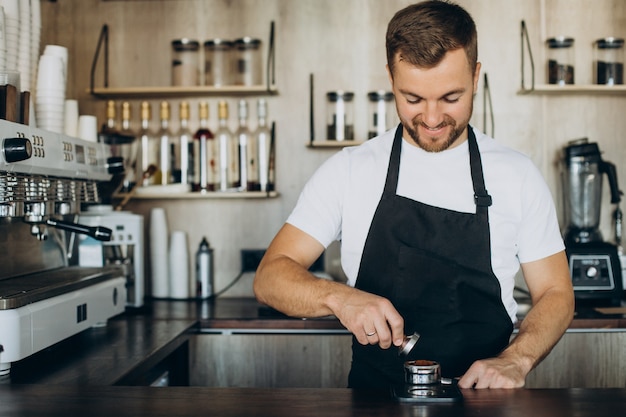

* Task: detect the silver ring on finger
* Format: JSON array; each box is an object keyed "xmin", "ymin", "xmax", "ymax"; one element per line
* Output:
[{"xmin": 366, "ymin": 331, "xmax": 377, "ymax": 337}]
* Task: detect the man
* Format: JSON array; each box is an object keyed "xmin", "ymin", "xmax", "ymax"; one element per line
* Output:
[{"xmin": 254, "ymin": 0, "xmax": 574, "ymax": 389}]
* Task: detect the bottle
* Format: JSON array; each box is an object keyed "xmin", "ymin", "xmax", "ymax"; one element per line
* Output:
[
  {"xmin": 104, "ymin": 100, "xmax": 117, "ymax": 133},
  {"xmin": 177, "ymin": 101, "xmax": 193, "ymax": 185},
  {"xmin": 235, "ymin": 99, "xmax": 258, "ymax": 191},
  {"xmin": 215, "ymin": 100, "xmax": 238, "ymax": 191},
  {"xmin": 255, "ymin": 99, "xmax": 274, "ymax": 192},
  {"xmin": 193, "ymin": 101, "xmax": 215, "ymax": 192},
  {"xmin": 119, "ymin": 102, "xmax": 137, "ymax": 191},
  {"xmin": 136, "ymin": 101, "xmax": 159, "ymax": 186},
  {"xmin": 157, "ymin": 101, "xmax": 174, "ymax": 185},
  {"xmin": 195, "ymin": 236, "xmax": 213, "ymax": 299}
]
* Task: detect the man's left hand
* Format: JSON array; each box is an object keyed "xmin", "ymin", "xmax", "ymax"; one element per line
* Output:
[{"xmin": 456, "ymin": 357, "xmax": 527, "ymax": 389}]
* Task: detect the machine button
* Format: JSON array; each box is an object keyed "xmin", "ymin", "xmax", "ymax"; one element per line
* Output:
[{"xmin": 2, "ymin": 137, "xmax": 32, "ymax": 162}]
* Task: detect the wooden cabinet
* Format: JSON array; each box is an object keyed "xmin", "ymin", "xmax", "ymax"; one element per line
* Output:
[{"xmin": 190, "ymin": 330, "xmax": 626, "ymax": 389}]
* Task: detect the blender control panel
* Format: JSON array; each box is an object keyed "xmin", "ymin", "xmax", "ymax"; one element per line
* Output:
[{"xmin": 569, "ymin": 255, "xmax": 616, "ymax": 290}]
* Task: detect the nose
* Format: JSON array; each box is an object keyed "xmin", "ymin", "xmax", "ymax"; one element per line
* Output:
[{"xmin": 422, "ymin": 101, "xmax": 444, "ymax": 128}]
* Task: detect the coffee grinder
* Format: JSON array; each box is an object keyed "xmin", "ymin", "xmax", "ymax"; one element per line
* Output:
[{"xmin": 561, "ymin": 139, "xmax": 623, "ymax": 306}]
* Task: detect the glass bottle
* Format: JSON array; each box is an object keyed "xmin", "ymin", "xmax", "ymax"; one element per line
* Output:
[
  {"xmin": 215, "ymin": 101, "xmax": 238, "ymax": 191},
  {"xmin": 255, "ymin": 99, "xmax": 274, "ymax": 192},
  {"xmin": 236, "ymin": 99, "xmax": 258, "ymax": 191},
  {"xmin": 136, "ymin": 101, "xmax": 159, "ymax": 187},
  {"xmin": 119, "ymin": 102, "xmax": 137, "ymax": 191},
  {"xmin": 177, "ymin": 101, "xmax": 193, "ymax": 185},
  {"xmin": 193, "ymin": 101, "xmax": 215, "ymax": 192},
  {"xmin": 104, "ymin": 100, "xmax": 117, "ymax": 133},
  {"xmin": 157, "ymin": 101, "xmax": 174, "ymax": 185}
]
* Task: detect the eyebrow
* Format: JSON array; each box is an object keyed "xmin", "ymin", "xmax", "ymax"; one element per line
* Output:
[{"xmin": 399, "ymin": 87, "xmax": 466, "ymax": 100}]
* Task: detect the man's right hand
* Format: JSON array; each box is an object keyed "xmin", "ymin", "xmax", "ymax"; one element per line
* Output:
[{"xmin": 330, "ymin": 289, "xmax": 405, "ymax": 350}]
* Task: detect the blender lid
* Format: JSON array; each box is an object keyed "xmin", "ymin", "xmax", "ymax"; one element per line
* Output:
[{"xmin": 564, "ymin": 139, "xmax": 602, "ymax": 163}]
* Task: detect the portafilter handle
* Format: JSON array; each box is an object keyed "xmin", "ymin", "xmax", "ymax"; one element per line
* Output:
[{"xmin": 46, "ymin": 218, "xmax": 113, "ymax": 241}]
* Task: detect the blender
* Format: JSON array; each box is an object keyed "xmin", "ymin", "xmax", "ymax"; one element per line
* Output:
[{"xmin": 561, "ymin": 139, "xmax": 623, "ymax": 306}]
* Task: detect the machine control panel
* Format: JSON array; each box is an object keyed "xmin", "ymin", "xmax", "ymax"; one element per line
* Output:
[
  {"xmin": 569, "ymin": 255, "xmax": 616, "ymax": 290},
  {"xmin": 0, "ymin": 120, "xmax": 111, "ymax": 181}
]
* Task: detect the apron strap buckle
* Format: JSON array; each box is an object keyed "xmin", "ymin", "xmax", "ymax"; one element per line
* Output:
[{"xmin": 474, "ymin": 193, "xmax": 493, "ymax": 207}]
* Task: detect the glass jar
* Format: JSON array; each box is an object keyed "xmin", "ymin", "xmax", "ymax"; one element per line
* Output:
[
  {"xmin": 547, "ymin": 37, "xmax": 575, "ymax": 85},
  {"xmin": 233, "ymin": 37, "xmax": 262, "ymax": 86},
  {"xmin": 171, "ymin": 39, "xmax": 200, "ymax": 86},
  {"xmin": 594, "ymin": 37, "xmax": 624, "ymax": 85},
  {"xmin": 204, "ymin": 39, "xmax": 233, "ymax": 87},
  {"xmin": 326, "ymin": 91, "xmax": 354, "ymax": 141},
  {"xmin": 368, "ymin": 90, "xmax": 394, "ymax": 139}
]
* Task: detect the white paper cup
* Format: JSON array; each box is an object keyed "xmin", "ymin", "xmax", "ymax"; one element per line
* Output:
[
  {"xmin": 77, "ymin": 115, "xmax": 98, "ymax": 142},
  {"xmin": 169, "ymin": 230, "xmax": 190, "ymax": 299},
  {"xmin": 150, "ymin": 208, "xmax": 169, "ymax": 298},
  {"xmin": 36, "ymin": 54, "xmax": 65, "ymax": 90},
  {"xmin": 64, "ymin": 99, "xmax": 78, "ymax": 137}
]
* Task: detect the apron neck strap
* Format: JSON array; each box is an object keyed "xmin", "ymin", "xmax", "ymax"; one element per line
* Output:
[{"xmin": 384, "ymin": 124, "xmax": 492, "ymax": 213}]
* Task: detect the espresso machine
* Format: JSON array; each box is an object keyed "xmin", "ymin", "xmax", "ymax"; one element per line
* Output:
[
  {"xmin": 561, "ymin": 139, "xmax": 623, "ymax": 306},
  {"xmin": 0, "ymin": 119, "xmax": 126, "ymax": 376}
]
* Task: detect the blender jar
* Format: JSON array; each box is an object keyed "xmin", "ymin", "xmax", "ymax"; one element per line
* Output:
[
  {"xmin": 326, "ymin": 91, "xmax": 354, "ymax": 141},
  {"xmin": 594, "ymin": 37, "xmax": 624, "ymax": 85},
  {"xmin": 547, "ymin": 37, "xmax": 575, "ymax": 85}
]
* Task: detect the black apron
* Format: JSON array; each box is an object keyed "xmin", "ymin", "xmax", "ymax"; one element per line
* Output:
[{"xmin": 347, "ymin": 125, "xmax": 513, "ymax": 389}]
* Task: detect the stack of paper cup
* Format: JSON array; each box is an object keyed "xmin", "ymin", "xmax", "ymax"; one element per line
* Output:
[
  {"xmin": 150, "ymin": 208, "xmax": 169, "ymax": 299},
  {"xmin": 17, "ymin": 0, "xmax": 30, "ymax": 91},
  {"xmin": 64, "ymin": 99, "xmax": 78, "ymax": 137},
  {"xmin": 169, "ymin": 230, "xmax": 190, "ymax": 299},
  {"xmin": 35, "ymin": 48, "xmax": 67, "ymax": 133},
  {"xmin": 0, "ymin": 7, "xmax": 8, "ymax": 71},
  {"xmin": 30, "ymin": 0, "xmax": 41, "ymax": 93},
  {"xmin": 0, "ymin": 0, "xmax": 19, "ymax": 72},
  {"xmin": 77, "ymin": 114, "xmax": 98, "ymax": 142}
]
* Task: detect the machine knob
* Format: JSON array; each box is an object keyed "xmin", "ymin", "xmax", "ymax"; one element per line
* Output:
[
  {"xmin": 3, "ymin": 137, "xmax": 32, "ymax": 162},
  {"xmin": 586, "ymin": 266, "xmax": 599, "ymax": 279}
]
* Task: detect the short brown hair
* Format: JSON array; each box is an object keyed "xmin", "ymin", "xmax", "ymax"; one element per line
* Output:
[{"xmin": 386, "ymin": 0, "xmax": 477, "ymax": 77}]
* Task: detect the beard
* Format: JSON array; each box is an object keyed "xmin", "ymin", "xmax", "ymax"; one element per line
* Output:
[{"xmin": 403, "ymin": 110, "xmax": 471, "ymax": 153}]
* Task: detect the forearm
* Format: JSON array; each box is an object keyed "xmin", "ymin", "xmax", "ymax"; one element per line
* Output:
[
  {"xmin": 254, "ymin": 254, "xmax": 354, "ymax": 318},
  {"xmin": 500, "ymin": 286, "xmax": 574, "ymax": 374}
]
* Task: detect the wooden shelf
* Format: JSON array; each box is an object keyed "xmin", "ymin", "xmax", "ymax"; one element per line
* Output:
[
  {"xmin": 113, "ymin": 190, "xmax": 279, "ymax": 200},
  {"xmin": 88, "ymin": 85, "xmax": 279, "ymax": 99},
  {"xmin": 307, "ymin": 140, "xmax": 365, "ymax": 148},
  {"xmin": 518, "ymin": 85, "xmax": 626, "ymax": 95}
]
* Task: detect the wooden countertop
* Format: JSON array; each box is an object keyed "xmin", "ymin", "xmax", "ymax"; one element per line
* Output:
[{"xmin": 2, "ymin": 385, "xmax": 626, "ymax": 416}]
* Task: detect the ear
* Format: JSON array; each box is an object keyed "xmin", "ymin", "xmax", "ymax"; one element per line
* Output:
[
  {"xmin": 473, "ymin": 62, "xmax": 482, "ymax": 93},
  {"xmin": 386, "ymin": 64, "xmax": 394, "ymax": 86}
]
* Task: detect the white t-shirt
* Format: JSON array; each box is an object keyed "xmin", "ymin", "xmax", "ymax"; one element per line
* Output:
[{"xmin": 287, "ymin": 126, "xmax": 564, "ymax": 322}]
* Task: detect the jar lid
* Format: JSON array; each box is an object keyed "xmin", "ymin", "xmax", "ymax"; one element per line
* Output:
[
  {"xmin": 595, "ymin": 37, "xmax": 624, "ymax": 49},
  {"xmin": 234, "ymin": 37, "xmax": 262, "ymax": 49},
  {"xmin": 547, "ymin": 36, "xmax": 574, "ymax": 48},
  {"xmin": 204, "ymin": 38, "xmax": 233, "ymax": 48},
  {"xmin": 368, "ymin": 90, "xmax": 394, "ymax": 101},
  {"xmin": 172, "ymin": 38, "xmax": 200, "ymax": 51},
  {"xmin": 327, "ymin": 90, "xmax": 354, "ymax": 101}
]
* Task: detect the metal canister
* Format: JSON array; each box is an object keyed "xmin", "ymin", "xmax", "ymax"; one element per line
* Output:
[{"xmin": 404, "ymin": 360, "xmax": 441, "ymax": 386}]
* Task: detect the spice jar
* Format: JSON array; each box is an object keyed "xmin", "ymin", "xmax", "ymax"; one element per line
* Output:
[
  {"xmin": 547, "ymin": 37, "xmax": 575, "ymax": 85},
  {"xmin": 172, "ymin": 39, "xmax": 200, "ymax": 86},
  {"xmin": 368, "ymin": 90, "xmax": 394, "ymax": 139},
  {"xmin": 233, "ymin": 37, "xmax": 262, "ymax": 86},
  {"xmin": 326, "ymin": 91, "xmax": 354, "ymax": 141},
  {"xmin": 204, "ymin": 39, "xmax": 233, "ymax": 87},
  {"xmin": 594, "ymin": 37, "xmax": 624, "ymax": 85}
]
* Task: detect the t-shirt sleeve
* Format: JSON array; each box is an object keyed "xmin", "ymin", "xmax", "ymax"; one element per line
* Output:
[
  {"xmin": 286, "ymin": 151, "xmax": 348, "ymax": 248},
  {"xmin": 516, "ymin": 162, "xmax": 565, "ymax": 263}
]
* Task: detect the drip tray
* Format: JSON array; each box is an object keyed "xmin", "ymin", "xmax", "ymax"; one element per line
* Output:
[
  {"xmin": 0, "ymin": 266, "xmax": 125, "ymax": 310},
  {"xmin": 393, "ymin": 381, "xmax": 463, "ymax": 403}
]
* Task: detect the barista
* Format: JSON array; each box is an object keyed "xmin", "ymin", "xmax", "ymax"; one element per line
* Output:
[{"xmin": 254, "ymin": 0, "xmax": 574, "ymax": 389}]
